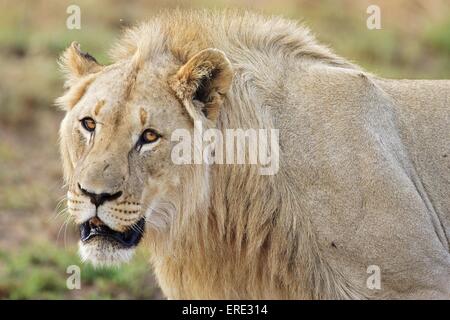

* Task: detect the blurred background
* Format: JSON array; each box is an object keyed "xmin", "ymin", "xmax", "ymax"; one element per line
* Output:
[{"xmin": 0, "ymin": 0, "xmax": 448, "ymax": 299}]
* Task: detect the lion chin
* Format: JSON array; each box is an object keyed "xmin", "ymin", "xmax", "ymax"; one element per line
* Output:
[
  {"xmin": 77, "ymin": 217, "xmax": 146, "ymax": 267},
  {"xmin": 78, "ymin": 239, "xmax": 135, "ymax": 267}
]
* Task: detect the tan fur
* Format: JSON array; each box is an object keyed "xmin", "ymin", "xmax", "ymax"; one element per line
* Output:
[
  {"xmin": 57, "ymin": 10, "xmax": 450, "ymax": 299},
  {"xmin": 55, "ymin": 74, "xmax": 96, "ymax": 110},
  {"xmin": 139, "ymin": 107, "xmax": 147, "ymax": 126},
  {"xmin": 94, "ymin": 100, "xmax": 106, "ymax": 116},
  {"xmin": 58, "ymin": 42, "xmax": 103, "ymax": 85},
  {"xmin": 169, "ymin": 48, "xmax": 233, "ymax": 121}
]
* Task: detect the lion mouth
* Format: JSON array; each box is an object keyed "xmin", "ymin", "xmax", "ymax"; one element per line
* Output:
[{"xmin": 80, "ymin": 217, "xmax": 145, "ymax": 248}]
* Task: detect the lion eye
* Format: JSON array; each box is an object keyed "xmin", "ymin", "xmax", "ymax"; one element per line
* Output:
[
  {"xmin": 81, "ymin": 117, "xmax": 96, "ymax": 132},
  {"xmin": 141, "ymin": 129, "xmax": 160, "ymax": 144}
]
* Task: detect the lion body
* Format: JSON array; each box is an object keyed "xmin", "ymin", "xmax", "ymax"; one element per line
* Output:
[
  {"xmin": 153, "ymin": 70, "xmax": 450, "ymax": 299},
  {"xmin": 59, "ymin": 10, "xmax": 450, "ymax": 299}
]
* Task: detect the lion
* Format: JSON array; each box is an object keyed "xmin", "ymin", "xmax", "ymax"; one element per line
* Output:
[{"xmin": 56, "ymin": 10, "xmax": 450, "ymax": 299}]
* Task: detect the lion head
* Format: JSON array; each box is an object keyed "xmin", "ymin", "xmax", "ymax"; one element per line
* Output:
[{"xmin": 57, "ymin": 40, "xmax": 232, "ymax": 267}]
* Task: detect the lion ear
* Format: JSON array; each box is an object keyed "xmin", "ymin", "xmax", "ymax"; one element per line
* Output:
[
  {"xmin": 59, "ymin": 42, "xmax": 103, "ymax": 86},
  {"xmin": 169, "ymin": 48, "xmax": 233, "ymax": 122}
]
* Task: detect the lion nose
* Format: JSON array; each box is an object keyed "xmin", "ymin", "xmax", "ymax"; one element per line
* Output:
[{"xmin": 78, "ymin": 183, "xmax": 122, "ymax": 207}]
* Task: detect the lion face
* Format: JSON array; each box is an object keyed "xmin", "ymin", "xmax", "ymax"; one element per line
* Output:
[
  {"xmin": 61, "ymin": 61, "xmax": 192, "ymax": 266},
  {"xmin": 57, "ymin": 43, "xmax": 232, "ymax": 266}
]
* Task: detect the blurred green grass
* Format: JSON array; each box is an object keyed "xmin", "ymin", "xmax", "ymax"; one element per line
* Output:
[
  {"xmin": 0, "ymin": 242, "xmax": 160, "ymax": 299},
  {"xmin": 0, "ymin": 0, "xmax": 448, "ymax": 300}
]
